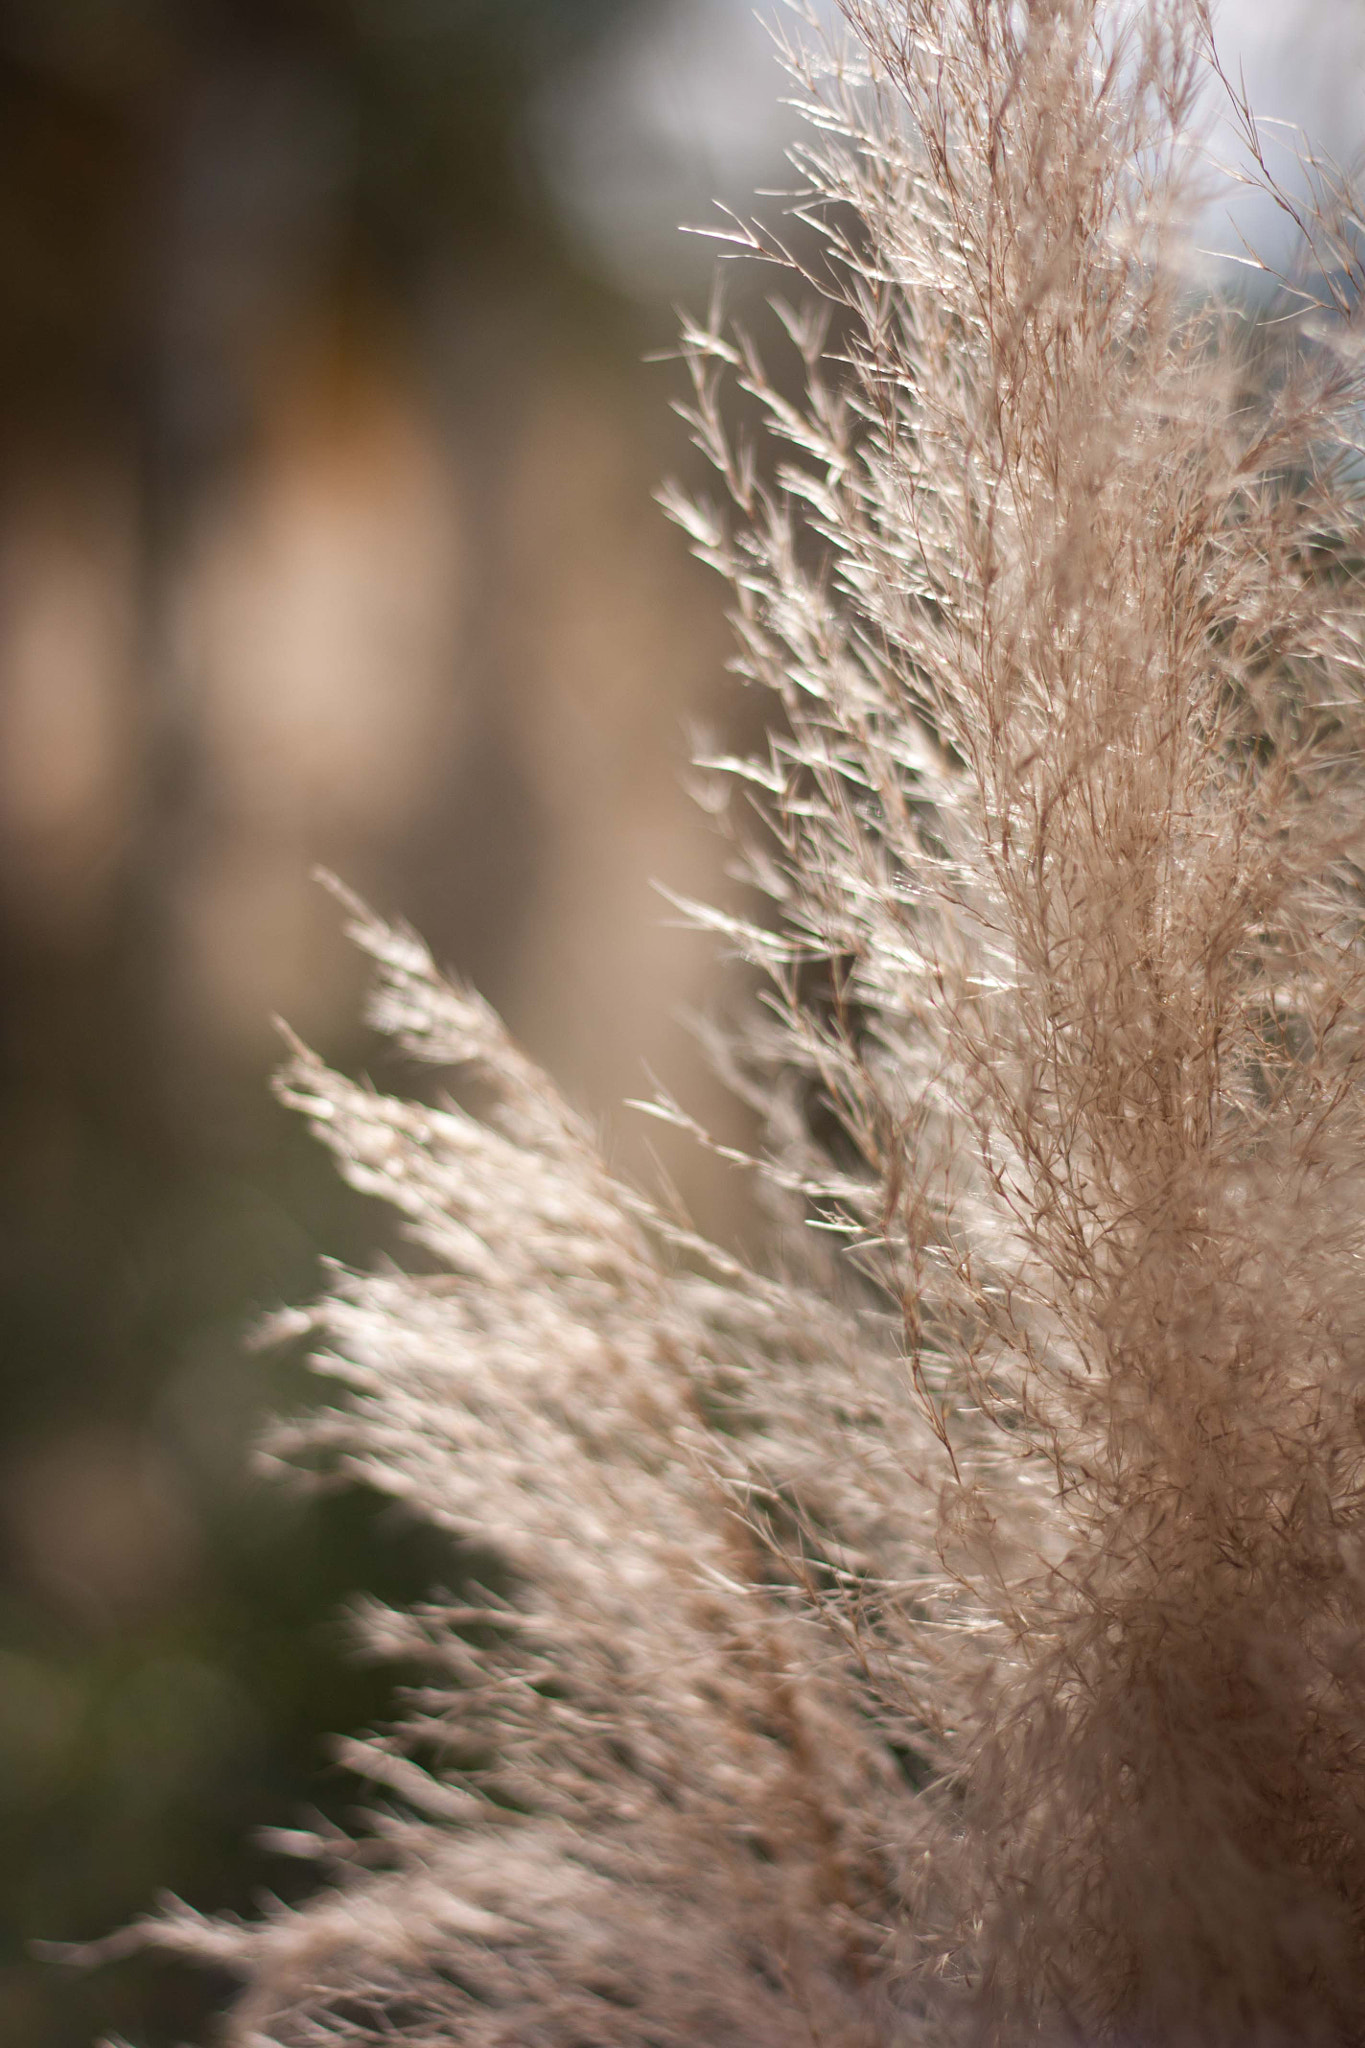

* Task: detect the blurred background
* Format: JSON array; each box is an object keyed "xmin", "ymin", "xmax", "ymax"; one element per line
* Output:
[{"xmin": 0, "ymin": 2, "xmax": 1358, "ymax": 2042}]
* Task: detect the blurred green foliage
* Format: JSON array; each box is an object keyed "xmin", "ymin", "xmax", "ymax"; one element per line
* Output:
[{"xmin": 0, "ymin": 0, "xmax": 645, "ymax": 422}]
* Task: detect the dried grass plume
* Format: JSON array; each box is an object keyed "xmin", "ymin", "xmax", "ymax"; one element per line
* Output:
[{"xmin": 116, "ymin": 2, "xmax": 1365, "ymax": 2042}]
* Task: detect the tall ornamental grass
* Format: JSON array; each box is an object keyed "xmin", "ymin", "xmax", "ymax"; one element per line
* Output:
[{"xmin": 117, "ymin": 3, "xmax": 1365, "ymax": 2041}]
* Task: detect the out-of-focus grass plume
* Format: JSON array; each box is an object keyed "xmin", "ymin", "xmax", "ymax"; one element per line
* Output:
[{"xmin": 0, "ymin": 4, "xmax": 759, "ymax": 2043}]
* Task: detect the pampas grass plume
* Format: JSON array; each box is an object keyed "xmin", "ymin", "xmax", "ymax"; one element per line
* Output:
[{"xmin": 112, "ymin": 3, "xmax": 1365, "ymax": 2041}]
